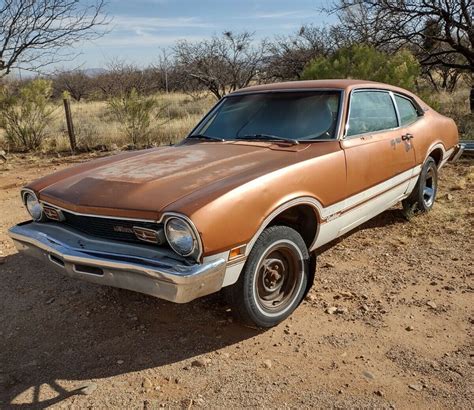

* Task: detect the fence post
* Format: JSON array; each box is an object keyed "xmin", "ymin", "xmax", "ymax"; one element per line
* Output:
[{"xmin": 62, "ymin": 92, "xmax": 76, "ymax": 153}]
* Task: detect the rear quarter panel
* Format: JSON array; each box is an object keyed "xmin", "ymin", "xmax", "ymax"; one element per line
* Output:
[{"xmin": 410, "ymin": 109, "xmax": 459, "ymax": 164}]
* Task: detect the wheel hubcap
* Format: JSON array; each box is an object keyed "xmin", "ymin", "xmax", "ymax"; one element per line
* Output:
[
  {"xmin": 255, "ymin": 243, "xmax": 302, "ymax": 313},
  {"xmin": 422, "ymin": 167, "xmax": 436, "ymax": 207},
  {"xmin": 262, "ymin": 258, "xmax": 285, "ymax": 293}
]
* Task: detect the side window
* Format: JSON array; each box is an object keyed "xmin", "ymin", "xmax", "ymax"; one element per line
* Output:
[
  {"xmin": 395, "ymin": 95, "xmax": 419, "ymax": 126},
  {"xmin": 347, "ymin": 91, "xmax": 398, "ymax": 137}
]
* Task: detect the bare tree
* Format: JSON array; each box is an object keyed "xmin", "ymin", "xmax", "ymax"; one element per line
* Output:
[
  {"xmin": 419, "ymin": 17, "xmax": 469, "ymax": 92},
  {"xmin": 330, "ymin": 1, "xmax": 473, "ymax": 105},
  {"xmin": 265, "ymin": 25, "xmax": 334, "ymax": 81},
  {"xmin": 331, "ymin": 1, "xmax": 472, "ymax": 69},
  {"xmin": 329, "ymin": 1, "xmax": 389, "ymax": 48},
  {"xmin": 0, "ymin": 0, "xmax": 108, "ymax": 77},
  {"xmin": 174, "ymin": 31, "xmax": 268, "ymax": 99},
  {"xmin": 52, "ymin": 70, "xmax": 92, "ymax": 101},
  {"xmin": 93, "ymin": 60, "xmax": 161, "ymax": 98}
]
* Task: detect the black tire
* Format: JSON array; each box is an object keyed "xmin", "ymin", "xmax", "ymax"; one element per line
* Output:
[
  {"xmin": 402, "ymin": 157, "xmax": 438, "ymax": 220},
  {"xmin": 225, "ymin": 225, "xmax": 309, "ymax": 328}
]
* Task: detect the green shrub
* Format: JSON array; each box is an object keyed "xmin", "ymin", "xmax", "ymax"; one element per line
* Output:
[
  {"xmin": 108, "ymin": 89, "xmax": 165, "ymax": 146},
  {"xmin": 302, "ymin": 45, "xmax": 420, "ymax": 91},
  {"xmin": 0, "ymin": 79, "xmax": 55, "ymax": 151}
]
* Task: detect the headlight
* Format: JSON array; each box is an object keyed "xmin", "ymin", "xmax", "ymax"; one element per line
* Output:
[
  {"xmin": 23, "ymin": 191, "xmax": 44, "ymax": 221},
  {"xmin": 164, "ymin": 217, "xmax": 199, "ymax": 257}
]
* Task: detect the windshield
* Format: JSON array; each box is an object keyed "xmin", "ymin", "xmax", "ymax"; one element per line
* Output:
[{"xmin": 190, "ymin": 91, "xmax": 342, "ymax": 142}]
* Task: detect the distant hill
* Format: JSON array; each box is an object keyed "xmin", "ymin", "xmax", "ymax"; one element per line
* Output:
[{"xmin": 83, "ymin": 68, "xmax": 108, "ymax": 77}]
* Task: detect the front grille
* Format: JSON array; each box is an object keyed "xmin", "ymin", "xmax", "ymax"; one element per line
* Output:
[{"xmin": 61, "ymin": 211, "xmax": 164, "ymax": 244}]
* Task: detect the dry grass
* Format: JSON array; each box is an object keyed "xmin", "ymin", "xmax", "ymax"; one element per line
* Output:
[
  {"xmin": 52, "ymin": 93, "xmax": 214, "ymax": 151},
  {"xmin": 433, "ymin": 87, "xmax": 473, "ymax": 140},
  {"xmin": 0, "ymin": 92, "xmax": 215, "ymax": 153}
]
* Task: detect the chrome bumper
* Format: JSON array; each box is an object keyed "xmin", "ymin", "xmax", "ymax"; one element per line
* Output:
[
  {"xmin": 8, "ymin": 222, "xmax": 227, "ymax": 303},
  {"xmin": 450, "ymin": 143, "xmax": 466, "ymax": 162}
]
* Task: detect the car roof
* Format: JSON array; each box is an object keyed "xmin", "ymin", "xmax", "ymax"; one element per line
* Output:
[
  {"xmin": 231, "ymin": 79, "xmax": 407, "ymax": 94},
  {"xmin": 228, "ymin": 79, "xmax": 428, "ymax": 110}
]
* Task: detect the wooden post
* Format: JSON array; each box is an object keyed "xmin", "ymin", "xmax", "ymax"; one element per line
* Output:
[{"xmin": 63, "ymin": 93, "xmax": 76, "ymax": 153}]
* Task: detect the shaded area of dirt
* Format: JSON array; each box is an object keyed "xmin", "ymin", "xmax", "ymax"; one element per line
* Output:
[{"xmin": 0, "ymin": 154, "xmax": 472, "ymax": 408}]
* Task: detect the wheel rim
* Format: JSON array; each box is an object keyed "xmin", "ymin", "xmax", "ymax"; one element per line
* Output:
[
  {"xmin": 422, "ymin": 166, "xmax": 436, "ymax": 208},
  {"xmin": 254, "ymin": 241, "xmax": 303, "ymax": 314}
]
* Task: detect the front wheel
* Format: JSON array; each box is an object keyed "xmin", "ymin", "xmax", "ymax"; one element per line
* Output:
[
  {"xmin": 402, "ymin": 157, "xmax": 438, "ymax": 220},
  {"xmin": 224, "ymin": 225, "xmax": 309, "ymax": 328}
]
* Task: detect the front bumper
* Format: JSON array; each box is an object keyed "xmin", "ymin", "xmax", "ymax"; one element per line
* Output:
[{"xmin": 8, "ymin": 222, "xmax": 227, "ymax": 303}]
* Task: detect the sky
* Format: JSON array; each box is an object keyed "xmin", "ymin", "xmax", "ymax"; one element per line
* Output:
[{"xmin": 65, "ymin": 0, "xmax": 336, "ymax": 70}]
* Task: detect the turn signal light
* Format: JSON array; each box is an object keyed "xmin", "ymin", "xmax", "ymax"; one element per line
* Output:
[{"xmin": 229, "ymin": 245, "xmax": 245, "ymax": 260}]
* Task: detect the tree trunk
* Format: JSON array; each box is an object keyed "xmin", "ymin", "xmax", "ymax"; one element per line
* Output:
[{"xmin": 471, "ymin": 84, "xmax": 474, "ymax": 113}]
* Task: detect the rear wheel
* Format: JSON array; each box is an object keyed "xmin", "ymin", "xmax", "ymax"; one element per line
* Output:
[
  {"xmin": 225, "ymin": 225, "xmax": 309, "ymax": 328},
  {"xmin": 402, "ymin": 157, "xmax": 438, "ymax": 220}
]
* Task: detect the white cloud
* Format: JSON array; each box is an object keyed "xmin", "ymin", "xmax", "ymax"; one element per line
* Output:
[
  {"xmin": 253, "ymin": 10, "xmax": 313, "ymax": 19},
  {"xmin": 111, "ymin": 15, "xmax": 215, "ymax": 31},
  {"xmin": 91, "ymin": 33, "xmax": 205, "ymax": 47}
]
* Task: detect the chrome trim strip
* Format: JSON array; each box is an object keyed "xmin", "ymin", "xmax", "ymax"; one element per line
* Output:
[
  {"xmin": 187, "ymin": 97, "xmax": 225, "ymax": 138},
  {"xmin": 39, "ymin": 200, "xmax": 157, "ymax": 223},
  {"xmin": 336, "ymin": 90, "xmax": 345, "ymax": 140},
  {"xmin": 21, "ymin": 188, "xmax": 38, "ymax": 205},
  {"xmin": 389, "ymin": 91, "xmax": 401, "ymax": 127},
  {"xmin": 21, "ymin": 188, "xmax": 45, "ymax": 221},
  {"xmin": 228, "ymin": 87, "xmax": 344, "ymax": 96}
]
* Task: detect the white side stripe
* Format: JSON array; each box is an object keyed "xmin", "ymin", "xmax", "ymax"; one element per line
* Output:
[
  {"xmin": 312, "ymin": 178, "xmax": 411, "ymax": 250},
  {"xmin": 245, "ymin": 164, "xmax": 422, "ymax": 257},
  {"xmin": 321, "ymin": 165, "xmax": 421, "ymax": 220}
]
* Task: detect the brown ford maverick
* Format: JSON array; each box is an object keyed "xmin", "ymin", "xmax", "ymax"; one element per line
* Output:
[{"xmin": 9, "ymin": 80, "xmax": 464, "ymax": 327}]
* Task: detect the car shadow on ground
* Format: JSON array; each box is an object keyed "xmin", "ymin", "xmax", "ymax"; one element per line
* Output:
[
  {"xmin": 0, "ymin": 253, "xmax": 259, "ymax": 408},
  {"xmin": 0, "ymin": 207, "xmax": 407, "ymax": 408}
]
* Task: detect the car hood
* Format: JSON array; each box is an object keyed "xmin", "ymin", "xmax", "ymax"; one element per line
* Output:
[{"xmin": 32, "ymin": 141, "xmax": 336, "ymax": 220}]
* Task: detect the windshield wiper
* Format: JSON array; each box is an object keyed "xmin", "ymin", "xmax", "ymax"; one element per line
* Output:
[
  {"xmin": 188, "ymin": 134, "xmax": 225, "ymax": 142},
  {"xmin": 236, "ymin": 134, "xmax": 299, "ymax": 145}
]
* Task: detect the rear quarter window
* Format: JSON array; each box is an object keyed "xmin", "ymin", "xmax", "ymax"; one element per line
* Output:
[{"xmin": 395, "ymin": 95, "xmax": 419, "ymax": 126}]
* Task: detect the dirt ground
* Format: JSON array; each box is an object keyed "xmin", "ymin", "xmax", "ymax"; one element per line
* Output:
[{"xmin": 0, "ymin": 153, "xmax": 472, "ymax": 409}]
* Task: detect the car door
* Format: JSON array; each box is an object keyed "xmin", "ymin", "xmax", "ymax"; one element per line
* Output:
[
  {"xmin": 337, "ymin": 89, "xmax": 416, "ymax": 234},
  {"xmin": 393, "ymin": 92, "xmax": 424, "ymax": 169}
]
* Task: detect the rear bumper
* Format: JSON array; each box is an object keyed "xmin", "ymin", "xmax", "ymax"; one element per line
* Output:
[
  {"xmin": 449, "ymin": 143, "xmax": 466, "ymax": 162},
  {"xmin": 8, "ymin": 222, "xmax": 227, "ymax": 303}
]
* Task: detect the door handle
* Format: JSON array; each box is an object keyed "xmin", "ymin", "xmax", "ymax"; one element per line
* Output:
[{"xmin": 401, "ymin": 133, "xmax": 414, "ymax": 141}]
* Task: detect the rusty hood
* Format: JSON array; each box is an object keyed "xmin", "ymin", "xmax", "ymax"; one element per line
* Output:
[{"xmin": 30, "ymin": 141, "xmax": 339, "ymax": 220}]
